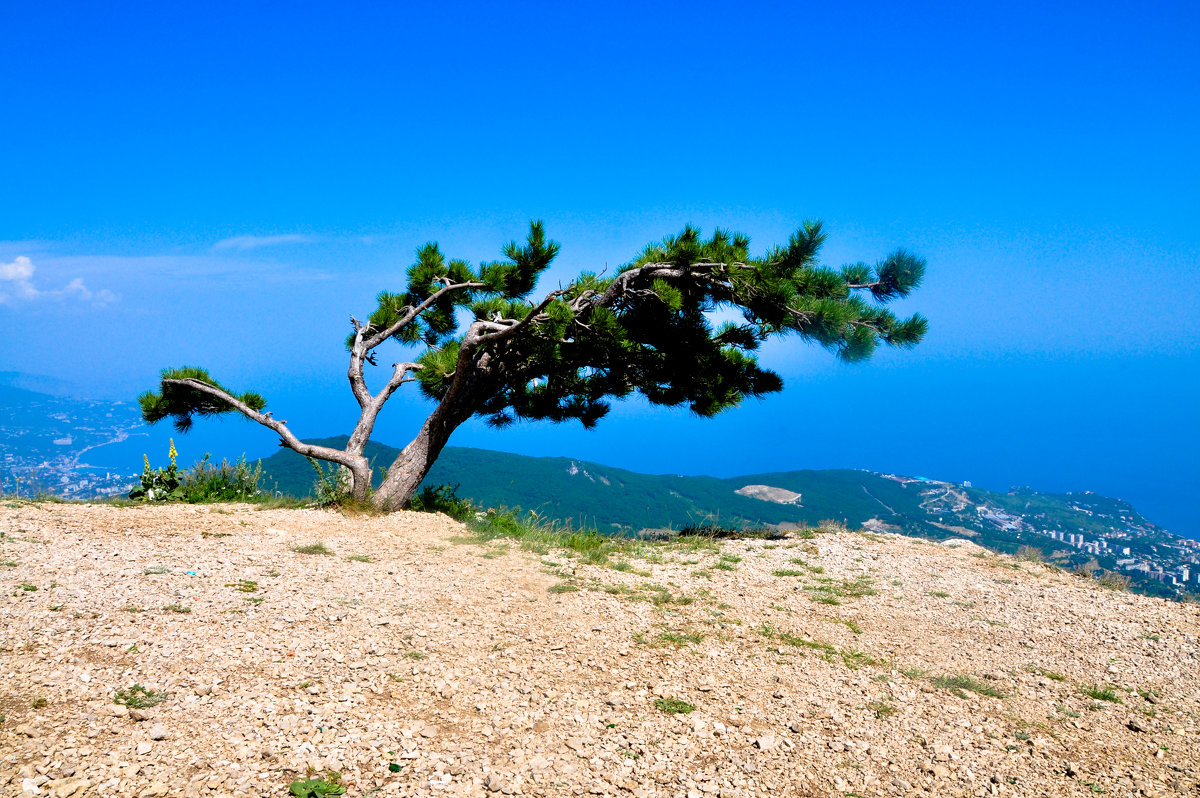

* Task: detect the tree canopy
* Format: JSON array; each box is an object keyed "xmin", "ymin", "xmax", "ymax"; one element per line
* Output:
[{"xmin": 140, "ymin": 220, "xmax": 927, "ymax": 509}]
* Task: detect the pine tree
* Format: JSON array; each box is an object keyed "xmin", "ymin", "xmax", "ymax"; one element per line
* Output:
[{"xmin": 139, "ymin": 220, "xmax": 927, "ymax": 509}]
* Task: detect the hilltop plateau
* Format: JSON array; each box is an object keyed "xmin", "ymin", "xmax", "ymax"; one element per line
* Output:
[{"xmin": 2, "ymin": 503, "xmax": 1198, "ymax": 797}]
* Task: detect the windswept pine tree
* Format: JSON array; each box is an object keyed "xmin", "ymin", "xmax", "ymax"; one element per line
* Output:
[{"xmin": 139, "ymin": 221, "xmax": 927, "ymax": 509}]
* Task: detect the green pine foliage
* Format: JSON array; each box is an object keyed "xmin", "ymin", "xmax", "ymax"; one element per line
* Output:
[{"xmin": 138, "ymin": 366, "xmax": 266, "ymax": 433}]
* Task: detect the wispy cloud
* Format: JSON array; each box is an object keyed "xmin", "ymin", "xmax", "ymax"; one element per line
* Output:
[
  {"xmin": 212, "ymin": 233, "xmax": 322, "ymax": 251},
  {"xmin": 0, "ymin": 256, "xmax": 117, "ymax": 307}
]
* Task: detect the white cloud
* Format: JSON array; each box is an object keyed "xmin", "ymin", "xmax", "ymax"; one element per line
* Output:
[
  {"xmin": 0, "ymin": 256, "xmax": 117, "ymax": 307},
  {"xmin": 212, "ymin": 233, "xmax": 320, "ymax": 251}
]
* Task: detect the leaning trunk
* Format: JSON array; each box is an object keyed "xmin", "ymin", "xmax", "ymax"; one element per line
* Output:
[{"xmin": 371, "ymin": 405, "xmax": 470, "ymax": 510}]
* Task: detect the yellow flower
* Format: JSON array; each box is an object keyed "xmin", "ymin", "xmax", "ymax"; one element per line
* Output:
[
  {"xmin": 168, "ymin": 439, "xmax": 178, "ymax": 467},
  {"xmin": 143, "ymin": 454, "xmax": 151, "ymax": 472}
]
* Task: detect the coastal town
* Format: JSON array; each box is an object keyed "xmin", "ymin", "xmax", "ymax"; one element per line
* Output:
[
  {"xmin": 0, "ymin": 384, "xmax": 142, "ymax": 500},
  {"xmin": 888, "ymin": 474, "xmax": 1200, "ymax": 599}
]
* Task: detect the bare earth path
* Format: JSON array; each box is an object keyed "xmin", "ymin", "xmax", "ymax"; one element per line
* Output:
[{"xmin": 1, "ymin": 503, "xmax": 1197, "ymax": 797}]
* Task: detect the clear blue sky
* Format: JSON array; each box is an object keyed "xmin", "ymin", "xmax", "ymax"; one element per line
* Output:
[{"xmin": 2, "ymin": 1, "xmax": 1198, "ymax": 537}]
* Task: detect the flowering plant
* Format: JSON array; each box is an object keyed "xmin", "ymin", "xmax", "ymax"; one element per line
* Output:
[{"xmin": 128, "ymin": 439, "xmax": 185, "ymax": 501}]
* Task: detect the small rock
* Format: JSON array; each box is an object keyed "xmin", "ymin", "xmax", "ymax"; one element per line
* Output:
[
  {"xmin": 22, "ymin": 778, "xmax": 41, "ymax": 796},
  {"xmin": 932, "ymin": 743, "xmax": 953, "ymax": 761},
  {"xmin": 194, "ymin": 684, "xmax": 211, "ymax": 697},
  {"xmin": 931, "ymin": 764, "xmax": 952, "ymax": 779},
  {"xmin": 486, "ymin": 773, "xmax": 507, "ymax": 792},
  {"xmin": 136, "ymin": 742, "xmax": 153, "ymax": 756},
  {"xmin": 755, "ymin": 734, "xmax": 779, "ymax": 751},
  {"xmin": 50, "ymin": 778, "xmax": 88, "ymax": 798},
  {"xmin": 149, "ymin": 724, "xmax": 168, "ymax": 740},
  {"xmin": 138, "ymin": 783, "xmax": 168, "ymax": 798},
  {"xmin": 1127, "ymin": 717, "xmax": 1149, "ymax": 733},
  {"xmin": 19, "ymin": 765, "xmax": 36, "ymax": 779},
  {"xmin": 419, "ymin": 725, "xmax": 439, "ymax": 738},
  {"xmin": 788, "ymin": 719, "xmax": 806, "ymax": 733},
  {"xmin": 1065, "ymin": 763, "xmax": 1079, "ymax": 777},
  {"xmin": 129, "ymin": 709, "xmax": 151, "ymax": 722},
  {"xmin": 15, "ymin": 724, "xmax": 38, "ymax": 738}
]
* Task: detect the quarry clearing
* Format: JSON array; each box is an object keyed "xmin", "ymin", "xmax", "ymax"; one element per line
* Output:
[{"xmin": 1, "ymin": 503, "xmax": 1198, "ymax": 798}]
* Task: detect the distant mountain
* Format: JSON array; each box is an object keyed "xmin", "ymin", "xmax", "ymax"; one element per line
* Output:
[{"xmin": 260, "ymin": 437, "xmax": 1199, "ymax": 600}]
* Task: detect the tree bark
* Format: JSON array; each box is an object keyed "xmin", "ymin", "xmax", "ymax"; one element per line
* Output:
[{"xmin": 370, "ymin": 402, "xmax": 471, "ymax": 509}]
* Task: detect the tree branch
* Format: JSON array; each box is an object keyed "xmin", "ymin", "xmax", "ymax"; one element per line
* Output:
[
  {"xmin": 362, "ymin": 281, "xmax": 485, "ymax": 351},
  {"xmin": 469, "ymin": 290, "xmax": 566, "ymax": 345},
  {"xmin": 162, "ymin": 378, "xmax": 362, "ymax": 469}
]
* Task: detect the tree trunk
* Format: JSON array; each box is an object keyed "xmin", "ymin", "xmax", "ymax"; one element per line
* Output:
[{"xmin": 370, "ymin": 405, "xmax": 470, "ymax": 510}]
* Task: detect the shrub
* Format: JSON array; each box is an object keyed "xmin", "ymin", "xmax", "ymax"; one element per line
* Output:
[
  {"xmin": 407, "ymin": 483, "xmax": 476, "ymax": 521},
  {"xmin": 1094, "ymin": 570, "xmax": 1131, "ymax": 591},
  {"xmin": 180, "ymin": 453, "xmax": 263, "ymax": 501},
  {"xmin": 308, "ymin": 458, "xmax": 348, "ymax": 508},
  {"xmin": 130, "ymin": 440, "xmax": 263, "ymax": 502},
  {"xmin": 678, "ymin": 523, "xmax": 784, "ymax": 541},
  {"xmin": 1015, "ymin": 545, "xmax": 1044, "ymax": 563}
]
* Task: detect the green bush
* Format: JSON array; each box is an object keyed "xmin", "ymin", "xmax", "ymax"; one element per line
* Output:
[
  {"xmin": 407, "ymin": 483, "xmax": 476, "ymax": 521},
  {"xmin": 180, "ymin": 453, "xmax": 263, "ymax": 501},
  {"xmin": 130, "ymin": 440, "xmax": 262, "ymax": 503}
]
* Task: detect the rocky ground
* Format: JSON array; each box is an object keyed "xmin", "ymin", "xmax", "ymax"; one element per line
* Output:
[{"xmin": 1, "ymin": 502, "xmax": 1198, "ymax": 798}]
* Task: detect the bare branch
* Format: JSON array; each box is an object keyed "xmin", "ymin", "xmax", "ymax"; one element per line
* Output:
[{"xmin": 162, "ymin": 378, "xmax": 363, "ymax": 469}]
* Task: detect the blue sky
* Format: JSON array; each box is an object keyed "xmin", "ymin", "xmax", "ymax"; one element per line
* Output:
[{"xmin": 2, "ymin": 1, "xmax": 1198, "ymax": 537}]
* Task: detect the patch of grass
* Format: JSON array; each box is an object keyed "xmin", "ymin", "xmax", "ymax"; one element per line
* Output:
[
  {"xmin": 1139, "ymin": 632, "xmax": 1160, "ymax": 642},
  {"xmin": 654, "ymin": 629, "xmax": 706, "ymax": 648},
  {"xmin": 244, "ymin": 596, "xmax": 264, "ymax": 605},
  {"xmin": 292, "ymin": 542, "xmax": 333, "ymax": 556},
  {"xmin": 225, "ymin": 579, "xmax": 258, "ymax": 593},
  {"xmin": 31, "ymin": 696, "xmax": 47, "ymax": 709},
  {"xmin": 296, "ymin": 680, "xmax": 312, "ymax": 689},
  {"xmin": 403, "ymin": 650, "xmax": 426, "ymax": 660},
  {"xmin": 345, "ymin": 554, "xmax": 372, "ymax": 563},
  {"xmin": 758, "ymin": 623, "xmax": 883, "ymax": 669},
  {"xmin": 1078, "ymin": 684, "xmax": 1122, "ymax": 704},
  {"xmin": 1055, "ymin": 704, "xmax": 1081, "ymax": 718},
  {"xmin": 867, "ymin": 699, "xmax": 897, "ymax": 718},
  {"xmin": 162, "ymin": 603, "xmax": 191, "ymax": 614},
  {"xmin": 772, "ymin": 568, "xmax": 805, "ymax": 577},
  {"xmin": 201, "ymin": 531, "xmax": 231, "ymax": 539},
  {"xmin": 19, "ymin": 582, "xmax": 37, "ymax": 591},
  {"xmin": 123, "ymin": 604, "xmax": 143, "ymax": 613},
  {"xmin": 804, "ymin": 574, "xmax": 877, "ymax": 603},
  {"xmin": 1, "ymin": 560, "xmax": 18, "ymax": 567},
  {"xmin": 114, "ymin": 684, "xmax": 168, "ymax": 709},
  {"xmin": 932, "ymin": 674, "xmax": 1006, "ymax": 699},
  {"xmin": 1025, "ymin": 665, "xmax": 1066, "ymax": 682},
  {"xmin": 547, "ymin": 582, "xmax": 578, "ymax": 594},
  {"xmin": 926, "ymin": 590, "xmax": 950, "ymax": 598},
  {"xmin": 653, "ymin": 697, "xmax": 695, "ymax": 714},
  {"xmin": 827, "ymin": 618, "xmax": 863, "ymax": 634},
  {"xmin": 143, "ymin": 566, "xmax": 170, "ymax": 575}
]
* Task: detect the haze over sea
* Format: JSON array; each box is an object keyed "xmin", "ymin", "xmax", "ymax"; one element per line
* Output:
[{"xmin": 1, "ymin": 2, "xmax": 1197, "ymax": 540}]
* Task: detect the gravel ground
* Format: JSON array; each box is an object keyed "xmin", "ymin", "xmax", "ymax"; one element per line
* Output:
[{"xmin": 1, "ymin": 502, "xmax": 1198, "ymax": 798}]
